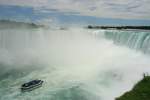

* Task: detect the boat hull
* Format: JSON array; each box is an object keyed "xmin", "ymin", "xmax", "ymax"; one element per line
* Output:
[{"xmin": 21, "ymin": 80, "xmax": 43, "ymax": 92}]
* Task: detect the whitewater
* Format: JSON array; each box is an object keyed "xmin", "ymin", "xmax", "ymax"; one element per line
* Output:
[{"xmin": 0, "ymin": 24, "xmax": 150, "ymax": 100}]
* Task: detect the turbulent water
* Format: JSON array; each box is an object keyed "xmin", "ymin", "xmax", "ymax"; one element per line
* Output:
[{"xmin": 0, "ymin": 23, "xmax": 150, "ymax": 100}]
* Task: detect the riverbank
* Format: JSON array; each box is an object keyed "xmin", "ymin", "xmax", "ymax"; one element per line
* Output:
[
  {"xmin": 87, "ymin": 25, "xmax": 150, "ymax": 30},
  {"xmin": 116, "ymin": 76, "xmax": 150, "ymax": 100},
  {"xmin": 0, "ymin": 20, "xmax": 45, "ymax": 29}
]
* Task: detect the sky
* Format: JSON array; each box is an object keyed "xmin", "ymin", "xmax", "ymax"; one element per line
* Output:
[{"xmin": 0, "ymin": 0, "xmax": 150, "ymax": 25}]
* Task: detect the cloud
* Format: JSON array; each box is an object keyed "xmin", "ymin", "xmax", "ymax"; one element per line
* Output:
[
  {"xmin": 0, "ymin": 0, "xmax": 150, "ymax": 20},
  {"xmin": 0, "ymin": 0, "xmax": 47, "ymax": 7}
]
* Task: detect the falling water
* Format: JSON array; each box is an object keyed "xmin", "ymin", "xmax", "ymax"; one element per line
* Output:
[{"xmin": 0, "ymin": 22, "xmax": 150, "ymax": 100}]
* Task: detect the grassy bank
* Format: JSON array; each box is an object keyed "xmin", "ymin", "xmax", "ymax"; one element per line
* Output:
[{"xmin": 116, "ymin": 76, "xmax": 150, "ymax": 100}]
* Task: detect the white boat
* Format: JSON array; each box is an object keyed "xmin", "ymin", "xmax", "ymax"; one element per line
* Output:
[{"xmin": 21, "ymin": 80, "xmax": 43, "ymax": 92}]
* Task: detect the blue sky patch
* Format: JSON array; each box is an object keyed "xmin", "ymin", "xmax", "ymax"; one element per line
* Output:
[{"xmin": 0, "ymin": 5, "xmax": 150, "ymax": 26}]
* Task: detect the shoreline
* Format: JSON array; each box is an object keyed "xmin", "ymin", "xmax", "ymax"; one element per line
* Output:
[
  {"xmin": 116, "ymin": 75, "xmax": 150, "ymax": 100},
  {"xmin": 87, "ymin": 25, "xmax": 150, "ymax": 30}
]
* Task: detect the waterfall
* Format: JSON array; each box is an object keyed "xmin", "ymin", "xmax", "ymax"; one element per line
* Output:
[
  {"xmin": 104, "ymin": 30, "xmax": 150, "ymax": 54},
  {"xmin": 1, "ymin": 22, "xmax": 150, "ymax": 100}
]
